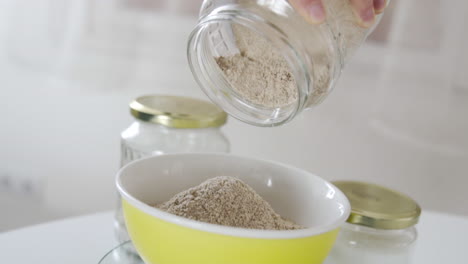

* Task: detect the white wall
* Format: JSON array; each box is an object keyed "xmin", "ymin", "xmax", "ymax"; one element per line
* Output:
[{"xmin": 1, "ymin": 0, "xmax": 467, "ymax": 232}]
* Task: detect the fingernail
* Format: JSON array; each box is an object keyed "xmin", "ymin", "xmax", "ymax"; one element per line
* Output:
[
  {"xmin": 374, "ymin": 0, "xmax": 386, "ymax": 14},
  {"xmin": 305, "ymin": 2, "xmax": 326, "ymax": 24},
  {"xmin": 359, "ymin": 8, "xmax": 375, "ymax": 27}
]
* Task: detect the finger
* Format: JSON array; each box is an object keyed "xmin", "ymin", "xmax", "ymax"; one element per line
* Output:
[
  {"xmin": 290, "ymin": 0, "xmax": 326, "ymax": 24},
  {"xmin": 349, "ymin": 0, "xmax": 375, "ymax": 28},
  {"xmin": 373, "ymin": 0, "xmax": 387, "ymax": 14}
]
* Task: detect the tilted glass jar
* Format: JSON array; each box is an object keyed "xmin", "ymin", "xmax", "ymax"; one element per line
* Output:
[
  {"xmin": 326, "ymin": 181, "xmax": 421, "ymax": 264},
  {"xmin": 188, "ymin": 0, "xmax": 389, "ymax": 126},
  {"xmin": 115, "ymin": 95, "xmax": 230, "ymax": 245}
]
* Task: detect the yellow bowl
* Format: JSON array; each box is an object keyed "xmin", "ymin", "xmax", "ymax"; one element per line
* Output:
[{"xmin": 117, "ymin": 153, "xmax": 350, "ymax": 264}]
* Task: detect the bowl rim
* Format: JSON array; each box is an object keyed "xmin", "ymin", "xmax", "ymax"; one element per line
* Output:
[{"xmin": 116, "ymin": 153, "xmax": 350, "ymax": 239}]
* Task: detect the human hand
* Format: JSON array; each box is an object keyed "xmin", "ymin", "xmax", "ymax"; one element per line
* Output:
[{"xmin": 289, "ymin": 0, "xmax": 387, "ymax": 28}]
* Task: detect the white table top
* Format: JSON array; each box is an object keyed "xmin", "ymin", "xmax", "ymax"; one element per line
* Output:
[{"xmin": 0, "ymin": 211, "xmax": 467, "ymax": 264}]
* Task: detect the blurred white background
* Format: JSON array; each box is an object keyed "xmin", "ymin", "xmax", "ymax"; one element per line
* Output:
[{"xmin": 0, "ymin": 0, "xmax": 467, "ymax": 232}]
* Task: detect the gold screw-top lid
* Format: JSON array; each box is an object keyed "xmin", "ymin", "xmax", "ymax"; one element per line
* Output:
[
  {"xmin": 333, "ymin": 181, "xmax": 421, "ymax": 230},
  {"xmin": 129, "ymin": 95, "xmax": 227, "ymax": 129}
]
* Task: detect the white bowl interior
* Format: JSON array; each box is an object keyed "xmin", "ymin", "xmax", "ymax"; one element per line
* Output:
[{"xmin": 118, "ymin": 153, "xmax": 349, "ymax": 231}]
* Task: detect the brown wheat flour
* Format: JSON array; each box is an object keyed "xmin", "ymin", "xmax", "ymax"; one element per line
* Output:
[
  {"xmin": 215, "ymin": 25, "xmax": 298, "ymax": 108},
  {"xmin": 157, "ymin": 176, "xmax": 303, "ymax": 230}
]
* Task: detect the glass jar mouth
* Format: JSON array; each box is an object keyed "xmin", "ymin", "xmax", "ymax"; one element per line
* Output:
[{"xmin": 188, "ymin": 13, "xmax": 310, "ymax": 127}]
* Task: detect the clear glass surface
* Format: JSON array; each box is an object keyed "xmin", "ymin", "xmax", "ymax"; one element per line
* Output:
[
  {"xmin": 99, "ymin": 241, "xmax": 143, "ymax": 264},
  {"xmin": 120, "ymin": 120, "xmax": 230, "ymax": 166},
  {"xmin": 188, "ymin": 0, "xmax": 388, "ymax": 126},
  {"xmin": 326, "ymin": 222, "xmax": 417, "ymax": 264}
]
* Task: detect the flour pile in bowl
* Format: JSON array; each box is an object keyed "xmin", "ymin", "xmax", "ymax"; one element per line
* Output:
[{"xmin": 157, "ymin": 176, "xmax": 303, "ymax": 230}]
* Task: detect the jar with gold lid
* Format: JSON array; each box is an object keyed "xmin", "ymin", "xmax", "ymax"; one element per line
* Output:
[
  {"xmin": 115, "ymin": 95, "xmax": 230, "ymax": 245},
  {"xmin": 326, "ymin": 181, "xmax": 421, "ymax": 264}
]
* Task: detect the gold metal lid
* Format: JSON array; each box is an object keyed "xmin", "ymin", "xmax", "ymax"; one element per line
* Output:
[
  {"xmin": 333, "ymin": 181, "xmax": 421, "ymax": 230},
  {"xmin": 129, "ymin": 95, "xmax": 227, "ymax": 128}
]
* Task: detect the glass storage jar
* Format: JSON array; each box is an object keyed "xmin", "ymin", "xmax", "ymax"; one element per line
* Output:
[
  {"xmin": 188, "ymin": 0, "xmax": 389, "ymax": 126},
  {"xmin": 326, "ymin": 181, "xmax": 421, "ymax": 264},
  {"xmin": 115, "ymin": 95, "xmax": 230, "ymax": 245}
]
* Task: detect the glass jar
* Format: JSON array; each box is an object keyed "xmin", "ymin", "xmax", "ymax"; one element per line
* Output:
[
  {"xmin": 188, "ymin": 0, "xmax": 389, "ymax": 126},
  {"xmin": 326, "ymin": 181, "xmax": 421, "ymax": 264},
  {"xmin": 115, "ymin": 95, "xmax": 230, "ymax": 245}
]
